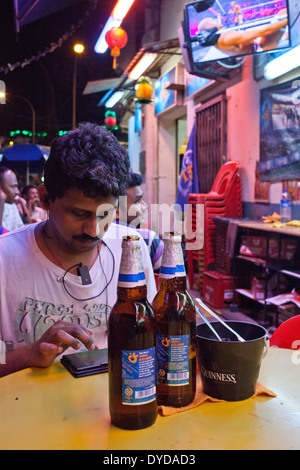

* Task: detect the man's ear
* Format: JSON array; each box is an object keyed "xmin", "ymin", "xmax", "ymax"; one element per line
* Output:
[{"xmin": 38, "ymin": 184, "xmax": 50, "ymax": 210}]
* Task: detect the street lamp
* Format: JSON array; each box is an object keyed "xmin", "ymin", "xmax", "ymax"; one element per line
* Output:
[
  {"xmin": 4, "ymin": 93, "xmax": 36, "ymax": 184},
  {"xmin": 5, "ymin": 93, "xmax": 36, "ymax": 144},
  {"xmin": 72, "ymin": 43, "xmax": 84, "ymax": 129}
]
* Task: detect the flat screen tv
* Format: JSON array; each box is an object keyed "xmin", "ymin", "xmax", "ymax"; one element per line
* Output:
[{"xmin": 183, "ymin": 0, "xmax": 291, "ymax": 66}]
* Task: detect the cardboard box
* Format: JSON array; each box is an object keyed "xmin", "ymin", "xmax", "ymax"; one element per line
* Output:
[
  {"xmin": 239, "ymin": 235, "xmax": 297, "ymax": 261},
  {"xmin": 251, "ymin": 275, "xmax": 265, "ymax": 301}
]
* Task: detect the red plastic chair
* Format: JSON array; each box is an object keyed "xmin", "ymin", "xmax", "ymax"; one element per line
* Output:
[
  {"xmin": 208, "ymin": 161, "xmax": 240, "ymax": 198},
  {"xmin": 270, "ymin": 315, "xmax": 300, "ymax": 350},
  {"xmin": 186, "ymin": 161, "xmax": 242, "ymax": 291}
]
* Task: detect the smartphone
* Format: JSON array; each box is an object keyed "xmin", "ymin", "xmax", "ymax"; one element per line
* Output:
[{"xmin": 61, "ymin": 348, "xmax": 108, "ymax": 378}]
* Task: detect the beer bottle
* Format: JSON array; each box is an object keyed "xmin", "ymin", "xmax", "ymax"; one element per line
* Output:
[
  {"xmin": 108, "ymin": 235, "xmax": 157, "ymax": 429},
  {"xmin": 152, "ymin": 232, "xmax": 196, "ymax": 407}
]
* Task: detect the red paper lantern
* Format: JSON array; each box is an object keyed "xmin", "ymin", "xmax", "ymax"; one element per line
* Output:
[
  {"xmin": 104, "ymin": 111, "xmax": 118, "ymax": 130},
  {"xmin": 105, "ymin": 27, "xmax": 128, "ymax": 69}
]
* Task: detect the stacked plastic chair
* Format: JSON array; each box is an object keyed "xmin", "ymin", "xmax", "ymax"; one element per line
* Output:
[{"xmin": 186, "ymin": 161, "xmax": 243, "ymax": 294}]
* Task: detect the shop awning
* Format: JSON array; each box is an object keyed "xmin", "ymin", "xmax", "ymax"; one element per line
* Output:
[{"xmin": 82, "ymin": 77, "xmax": 133, "ymax": 96}]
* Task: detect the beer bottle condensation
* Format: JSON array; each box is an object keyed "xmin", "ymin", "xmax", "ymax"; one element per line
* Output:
[
  {"xmin": 108, "ymin": 235, "xmax": 157, "ymax": 430},
  {"xmin": 152, "ymin": 232, "xmax": 196, "ymax": 407}
]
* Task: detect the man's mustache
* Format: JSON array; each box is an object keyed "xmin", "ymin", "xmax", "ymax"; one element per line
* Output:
[{"xmin": 73, "ymin": 234, "xmax": 100, "ymax": 242}]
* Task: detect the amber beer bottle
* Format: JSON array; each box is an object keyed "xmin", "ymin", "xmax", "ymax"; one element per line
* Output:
[
  {"xmin": 152, "ymin": 232, "xmax": 196, "ymax": 407},
  {"xmin": 108, "ymin": 235, "xmax": 157, "ymax": 429}
]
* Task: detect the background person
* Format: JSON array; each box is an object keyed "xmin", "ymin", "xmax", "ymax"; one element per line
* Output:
[
  {"xmin": 0, "ymin": 189, "xmax": 9, "ymax": 235},
  {"xmin": 0, "ymin": 167, "xmax": 24, "ymax": 231},
  {"xmin": 21, "ymin": 185, "xmax": 48, "ymax": 221},
  {"xmin": 118, "ymin": 172, "xmax": 164, "ymax": 273}
]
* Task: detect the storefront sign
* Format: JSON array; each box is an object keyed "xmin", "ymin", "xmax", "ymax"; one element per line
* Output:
[
  {"xmin": 185, "ymin": 73, "xmax": 211, "ymax": 99},
  {"xmin": 154, "ymin": 65, "xmax": 184, "ymax": 116}
]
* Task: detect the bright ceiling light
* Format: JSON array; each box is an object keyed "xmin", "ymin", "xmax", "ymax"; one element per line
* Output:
[
  {"xmin": 128, "ymin": 53, "xmax": 157, "ymax": 80},
  {"xmin": 264, "ymin": 46, "xmax": 300, "ymax": 80},
  {"xmin": 94, "ymin": 0, "xmax": 136, "ymax": 54},
  {"xmin": 105, "ymin": 90, "xmax": 124, "ymax": 108},
  {"xmin": 98, "ymin": 89, "xmax": 115, "ymax": 106},
  {"xmin": 112, "ymin": 0, "xmax": 135, "ymax": 21},
  {"xmin": 0, "ymin": 80, "xmax": 5, "ymax": 104}
]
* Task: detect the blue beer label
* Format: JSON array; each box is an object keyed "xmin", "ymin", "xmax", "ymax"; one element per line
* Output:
[
  {"xmin": 157, "ymin": 334, "xmax": 189, "ymax": 385},
  {"xmin": 122, "ymin": 347, "xmax": 156, "ymax": 405},
  {"xmin": 160, "ymin": 264, "xmax": 185, "ymax": 276}
]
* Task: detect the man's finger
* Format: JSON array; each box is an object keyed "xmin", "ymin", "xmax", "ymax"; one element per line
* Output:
[
  {"xmin": 52, "ymin": 326, "xmax": 96, "ymax": 351},
  {"xmin": 39, "ymin": 342, "xmax": 63, "ymax": 357}
]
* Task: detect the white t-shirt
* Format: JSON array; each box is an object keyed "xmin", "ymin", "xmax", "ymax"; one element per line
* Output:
[
  {"xmin": 0, "ymin": 222, "xmax": 157, "ymax": 354},
  {"xmin": 30, "ymin": 206, "xmax": 48, "ymax": 221},
  {"xmin": 2, "ymin": 203, "xmax": 24, "ymax": 231}
]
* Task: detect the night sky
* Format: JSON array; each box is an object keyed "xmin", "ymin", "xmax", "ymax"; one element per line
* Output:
[{"xmin": 0, "ymin": 0, "xmax": 145, "ymax": 145}]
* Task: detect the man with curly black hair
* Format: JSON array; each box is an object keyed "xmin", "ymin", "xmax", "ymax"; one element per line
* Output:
[{"xmin": 0, "ymin": 123, "xmax": 156, "ymax": 377}]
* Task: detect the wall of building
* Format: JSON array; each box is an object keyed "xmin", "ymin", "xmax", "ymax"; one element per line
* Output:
[
  {"xmin": 226, "ymin": 60, "xmax": 300, "ymax": 219},
  {"xmin": 138, "ymin": 0, "xmax": 300, "ymax": 222},
  {"xmin": 128, "ymin": 115, "xmax": 141, "ymax": 173},
  {"xmin": 226, "ymin": 57, "xmax": 260, "ymax": 204},
  {"xmin": 140, "ymin": 101, "xmax": 158, "ymax": 209}
]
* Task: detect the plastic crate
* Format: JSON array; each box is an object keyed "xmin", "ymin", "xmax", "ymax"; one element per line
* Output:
[{"xmin": 203, "ymin": 270, "xmax": 235, "ymax": 308}]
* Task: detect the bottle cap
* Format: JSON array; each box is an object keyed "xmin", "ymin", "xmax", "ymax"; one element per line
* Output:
[
  {"xmin": 118, "ymin": 236, "xmax": 146, "ymax": 287},
  {"xmin": 160, "ymin": 232, "xmax": 186, "ymax": 279}
]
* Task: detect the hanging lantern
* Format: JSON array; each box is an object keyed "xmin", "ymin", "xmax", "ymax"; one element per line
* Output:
[
  {"xmin": 105, "ymin": 27, "xmax": 128, "ymax": 69},
  {"xmin": 135, "ymin": 76, "xmax": 153, "ymax": 104},
  {"xmin": 104, "ymin": 110, "xmax": 118, "ymax": 130}
]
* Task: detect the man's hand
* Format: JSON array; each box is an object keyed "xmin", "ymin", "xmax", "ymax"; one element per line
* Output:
[
  {"xmin": 27, "ymin": 194, "xmax": 40, "ymax": 211},
  {"xmin": 28, "ymin": 321, "xmax": 96, "ymax": 369},
  {"xmin": 0, "ymin": 321, "xmax": 96, "ymax": 377}
]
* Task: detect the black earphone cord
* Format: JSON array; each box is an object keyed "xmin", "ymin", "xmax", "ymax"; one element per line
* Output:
[{"xmin": 61, "ymin": 240, "xmax": 115, "ymax": 302}]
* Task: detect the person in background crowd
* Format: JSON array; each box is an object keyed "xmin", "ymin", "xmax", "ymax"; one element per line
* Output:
[
  {"xmin": 118, "ymin": 172, "xmax": 164, "ymax": 273},
  {"xmin": 21, "ymin": 185, "xmax": 48, "ymax": 221},
  {"xmin": 15, "ymin": 188, "xmax": 31, "ymax": 224},
  {"xmin": 0, "ymin": 188, "xmax": 9, "ymax": 235},
  {"xmin": 0, "ymin": 167, "xmax": 24, "ymax": 231},
  {"xmin": 0, "ymin": 122, "xmax": 156, "ymax": 378}
]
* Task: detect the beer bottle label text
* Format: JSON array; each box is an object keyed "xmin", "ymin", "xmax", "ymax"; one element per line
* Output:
[
  {"xmin": 122, "ymin": 348, "xmax": 156, "ymax": 405},
  {"xmin": 157, "ymin": 334, "xmax": 190, "ymax": 385}
]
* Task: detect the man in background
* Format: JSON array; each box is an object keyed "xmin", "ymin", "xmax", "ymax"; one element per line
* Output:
[
  {"xmin": 119, "ymin": 172, "xmax": 164, "ymax": 273},
  {"xmin": 0, "ymin": 167, "xmax": 24, "ymax": 231},
  {"xmin": 21, "ymin": 185, "xmax": 48, "ymax": 221}
]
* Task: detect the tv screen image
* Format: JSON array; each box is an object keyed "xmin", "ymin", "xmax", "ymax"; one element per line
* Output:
[{"xmin": 185, "ymin": 0, "xmax": 290, "ymax": 64}]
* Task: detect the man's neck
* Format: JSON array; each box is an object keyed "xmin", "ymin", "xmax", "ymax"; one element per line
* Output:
[{"xmin": 34, "ymin": 221, "xmax": 100, "ymax": 275}]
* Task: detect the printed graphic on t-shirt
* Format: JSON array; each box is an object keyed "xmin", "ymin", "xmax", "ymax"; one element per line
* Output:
[{"xmin": 13, "ymin": 296, "xmax": 109, "ymax": 347}]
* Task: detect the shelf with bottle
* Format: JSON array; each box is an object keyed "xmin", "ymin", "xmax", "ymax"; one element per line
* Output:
[
  {"xmin": 280, "ymin": 188, "xmax": 292, "ymax": 224},
  {"xmin": 237, "ymin": 253, "xmax": 300, "ymax": 276}
]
